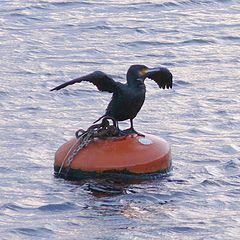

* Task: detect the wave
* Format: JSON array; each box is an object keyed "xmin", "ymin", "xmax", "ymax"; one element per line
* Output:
[
  {"xmin": 2, "ymin": 0, "xmax": 232, "ymax": 15},
  {"xmin": 121, "ymin": 0, "xmax": 232, "ymax": 9}
]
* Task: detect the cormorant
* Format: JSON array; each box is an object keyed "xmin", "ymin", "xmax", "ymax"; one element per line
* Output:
[{"xmin": 51, "ymin": 65, "xmax": 172, "ymax": 134}]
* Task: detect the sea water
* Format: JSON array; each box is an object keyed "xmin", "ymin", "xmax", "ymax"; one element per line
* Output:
[{"xmin": 0, "ymin": 1, "xmax": 239, "ymax": 239}]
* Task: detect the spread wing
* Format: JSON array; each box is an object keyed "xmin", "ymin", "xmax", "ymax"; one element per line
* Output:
[
  {"xmin": 145, "ymin": 67, "xmax": 173, "ymax": 89},
  {"xmin": 50, "ymin": 71, "xmax": 117, "ymax": 93}
]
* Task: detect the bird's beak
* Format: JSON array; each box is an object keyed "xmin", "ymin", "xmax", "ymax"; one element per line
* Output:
[
  {"xmin": 144, "ymin": 67, "xmax": 162, "ymax": 74},
  {"xmin": 139, "ymin": 67, "xmax": 162, "ymax": 77}
]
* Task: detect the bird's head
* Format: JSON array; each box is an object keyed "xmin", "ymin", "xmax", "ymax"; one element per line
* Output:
[
  {"xmin": 127, "ymin": 65, "xmax": 173, "ymax": 89},
  {"xmin": 126, "ymin": 65, "xmax": 148, "ymax": 86}
]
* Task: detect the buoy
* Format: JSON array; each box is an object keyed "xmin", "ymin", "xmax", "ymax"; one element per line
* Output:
[{"xmin": 54, "ymin": 133, "xmax": 172, "ymax": 179}]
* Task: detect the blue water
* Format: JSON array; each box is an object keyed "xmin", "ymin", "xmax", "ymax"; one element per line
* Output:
[{"xmin": 0, "ymin": 0, "xmax": 240, "ymax": 239}]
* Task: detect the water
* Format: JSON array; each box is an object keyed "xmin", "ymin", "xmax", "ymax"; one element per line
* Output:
[{"xmin": 0, "ymin": 0, "xmax": 239, "ymax": 239}]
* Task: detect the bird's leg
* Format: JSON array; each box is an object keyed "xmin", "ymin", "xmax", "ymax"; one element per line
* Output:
[
  {"xmin": 130, "ymin": 119, "xmax": 145, "ymax": 136},
  {"xmin": 130, "ymin": 119, "xmax": 134, "ymax": 131},
  {"xmin": 104, "ymin": 117, "xmax": 123, "ymax": 137},
  {"xmin": 115, "ymin": 121, "xmax": 122, "ymax": 135},
  {"xmin": 122, "ymin": 119, "xmax": 145, "ymax": 137},
  {"xmin": 112, "ymin": 120, "xmax": 127, "ymax": 137}
]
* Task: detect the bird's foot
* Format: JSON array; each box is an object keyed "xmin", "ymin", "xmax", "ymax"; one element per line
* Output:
[{"xmin": 121, "ymin": 128, "xmax": 145, "ymax": 137}]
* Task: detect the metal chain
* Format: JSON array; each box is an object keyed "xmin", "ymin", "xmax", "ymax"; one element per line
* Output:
[
  {"xmin": 57, "ymin": 130, "xmax": 95, "ymax": 176},
  {"xmin": 66, "ymin": 130, "xmax": 93, "ymax": 166},
  {"xmin": 57, "ymin": 116, "xmax": 121, "ymax": 177}
]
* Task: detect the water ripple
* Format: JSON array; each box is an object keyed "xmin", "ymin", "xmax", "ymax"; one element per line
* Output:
[
  {"xmin": 1, "ymin": 0, "xmax": 239, "ymax": 239},
  {"xmin": 11, "ymin": 227, "xmax": 54, "ymax": 237},
  {"xmin": 38, "ymin": 202, "xmax": 77, "ymax": 212}
]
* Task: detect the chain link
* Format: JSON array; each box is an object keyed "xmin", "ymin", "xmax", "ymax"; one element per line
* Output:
[
  {"xmin": 57, "ymin": 116, "xmax": 120, "ymax": 177},
  {"xmin": 66, "ymin": 130, "xmax": 93, "ymax": 166}
]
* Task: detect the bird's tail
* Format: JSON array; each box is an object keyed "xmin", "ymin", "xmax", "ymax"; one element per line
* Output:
[{"xmin": 93, "ymin": 115, "xmax": 106, "ymax": 124}]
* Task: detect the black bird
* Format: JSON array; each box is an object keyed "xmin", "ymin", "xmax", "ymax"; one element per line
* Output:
[{"xmin": 50, "ymin": 65, "xmax": 172, "ymax": 134}]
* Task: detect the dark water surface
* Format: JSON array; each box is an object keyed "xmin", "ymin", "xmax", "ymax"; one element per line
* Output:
[{"xmin": 0, "ymin": 0, "xmax": 239, "ymax": 239}]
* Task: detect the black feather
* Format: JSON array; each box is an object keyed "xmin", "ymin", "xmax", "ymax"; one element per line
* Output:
[
  {"xmin": 50, "ymin": 71, "xmax": 117, "ymax": 93},
  {"xmin": 145, "ymin": 67, "xmax": 172, "ymax": 89},
  {"xmin": 50, "ymin": 65, "xmax": 173, "ymax": 132}
]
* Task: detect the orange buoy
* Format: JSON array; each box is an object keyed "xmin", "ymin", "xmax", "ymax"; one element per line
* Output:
[{"xmin": 54, "ymin": 133, "xmax": 172, "ymax": 179}]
